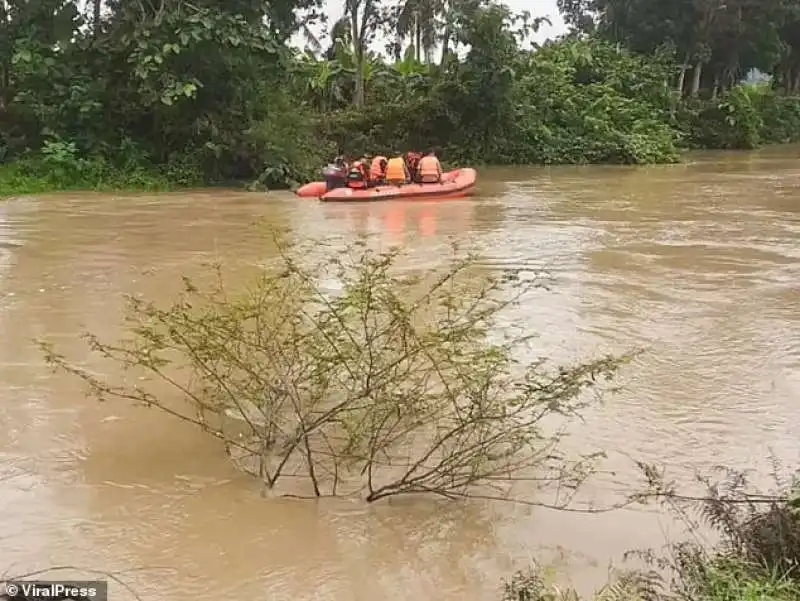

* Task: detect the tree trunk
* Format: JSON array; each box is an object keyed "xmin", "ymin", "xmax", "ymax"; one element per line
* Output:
[
  {"xmin": 677, "ymin": 68, "xmax": 686, "ymax": 96},
  {"xmin": 676, "ymin": 51, "xmax": 691, "ymax": 97},
  {"xmin": 354, "ymin": 52, "xmax": 365, "ymax": 107},
  {"xmin": 414, "ymin": 18, "xmax": 421, "ymax": 61},
  {"xmin": 440, "ymin": 0, "xmax": 451, "ymax": 64},
  {"xmin": 349, "ymin": 9, "xmax": 365, "ymax": 107},
  {"xmin": 690, "ymin": 61, "xmax": 703, "ymax": 97},
  {"xmin": 93, "ymin": 0, "xmax": 102, "ymax": 36},
  {"xmin": 440, "ymin": 29, "xmax": 450, "ymax": 64}
]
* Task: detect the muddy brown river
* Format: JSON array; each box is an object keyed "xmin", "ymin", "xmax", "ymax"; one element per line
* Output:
[{"xmin": 1, "ymin": 148, "xmax": 798, "ymax": 600}]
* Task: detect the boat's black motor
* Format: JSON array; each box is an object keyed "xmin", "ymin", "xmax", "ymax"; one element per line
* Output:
[{"xmin": 323, "ymin": 164, "xmax": 347, "ymax": 191}]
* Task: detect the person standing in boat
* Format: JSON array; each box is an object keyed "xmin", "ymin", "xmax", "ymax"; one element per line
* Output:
[{"xmin": 417, "ymin": 149, "xmax": 443, "ymax": 184}]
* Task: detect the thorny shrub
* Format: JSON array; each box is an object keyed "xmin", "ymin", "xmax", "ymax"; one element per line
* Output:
[{"xmin": 40, "ymin": 228, "xmax": 629, "ymax": 505}]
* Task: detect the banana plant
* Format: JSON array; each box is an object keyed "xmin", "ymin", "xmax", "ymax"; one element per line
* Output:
[{"xmin": 301, "ymin": 55, "xmax": 354, "ymax": 109}]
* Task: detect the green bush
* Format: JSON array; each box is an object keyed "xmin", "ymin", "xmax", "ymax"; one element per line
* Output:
[
  {"xmin": 758, "ymin": 93, "xmax": 800, "ymax": 144},
  {"xmin": 680, "ymin": 87, "xmax": 763, "ymax": 149},
  {"xmin": 0, "ymin": 139, "xmax": 182, "ymax": 197},
  {"xmin": 676, "ymin": 84, "xmax": 800, "ymax": 150}
]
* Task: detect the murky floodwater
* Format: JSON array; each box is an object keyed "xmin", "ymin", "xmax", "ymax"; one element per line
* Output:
[{"xmin": 1, "ymin": 148, "xmax": 798, "ymax": 600}]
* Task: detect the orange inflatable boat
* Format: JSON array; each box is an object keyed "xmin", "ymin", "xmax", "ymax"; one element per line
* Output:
[
  {"xmin": 295, "ymin": 169, "xmax": 477, "ymax": 201},
  {"xmin": 295, "ymin": 181, "xmax": 328, "ymax": 197}
]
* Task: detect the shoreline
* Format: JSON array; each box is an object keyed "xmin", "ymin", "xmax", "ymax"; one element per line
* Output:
[{"xmin": 2, "ymin": 143, "xmax": 799, "ymax": 199}]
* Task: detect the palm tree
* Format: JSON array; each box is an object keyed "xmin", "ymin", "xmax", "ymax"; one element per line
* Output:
[
  {"xmin": 393, "ymin": 0, "xmax": 441, "ymax": 62},
  {"xmin": 328, "ymin": 0, "xmax": 383, "ymax": 107},
  {"xmin": 324, "ymin": 16, "xmax": 352, "ymax": 60}
]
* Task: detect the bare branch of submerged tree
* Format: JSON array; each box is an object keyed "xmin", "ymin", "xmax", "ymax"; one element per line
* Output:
[{"xmin": 631, "ymin": 459, "xmax": 799, "ymax": 507}]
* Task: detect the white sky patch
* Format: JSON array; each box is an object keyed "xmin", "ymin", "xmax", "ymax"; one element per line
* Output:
[{"xmin": 289, "ymin": 0, "xmax": 568, "ymax": 57}]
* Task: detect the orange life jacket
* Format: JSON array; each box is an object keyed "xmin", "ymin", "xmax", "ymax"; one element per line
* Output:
[
  {"xmin": 385, "ymin": 157, "xmax": 408, "ymax": 184},
  {"xmin": 418, "ymin": 155, "xmax": 442, "ymax": 183},
  {"xmin": 369, "ymin": 156, "xmax": 388, "ymax": 183}
]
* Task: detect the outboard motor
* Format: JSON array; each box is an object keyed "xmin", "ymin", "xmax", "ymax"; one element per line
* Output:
[{"xmin": 323, "ymin": 164, "xmax": 347, "ymax": 191}]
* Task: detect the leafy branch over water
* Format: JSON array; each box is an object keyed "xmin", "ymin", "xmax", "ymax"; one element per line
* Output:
[
  {"xmin": 40, "ymin": 229, "xmax": 631, "ymax": 507},
  {"xmin": 28, "ymin": 227, "xmax": 800, "ymax": 599}
]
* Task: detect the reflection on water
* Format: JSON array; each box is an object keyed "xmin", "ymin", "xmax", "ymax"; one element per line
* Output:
[
  {"xmin": 317, "ymin": 197, "xmax": 489, "ymax": 245},
  {"xmin": 0, "ymin": 149, "xmax": 798, "ymax": 599}
]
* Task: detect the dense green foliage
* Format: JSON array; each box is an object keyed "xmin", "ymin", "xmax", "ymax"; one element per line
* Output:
[{"xmin": 2, "ymin": 0, "xmax": 800, "ymax": 193}]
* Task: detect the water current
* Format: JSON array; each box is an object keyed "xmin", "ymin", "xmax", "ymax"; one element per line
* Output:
[{"xmin": 0, "ymin": 148, "xmax": 798, "ymax": 600}]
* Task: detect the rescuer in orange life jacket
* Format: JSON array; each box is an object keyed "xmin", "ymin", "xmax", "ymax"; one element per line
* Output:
[
  {"xmin": 384, "ymin": 154, "xmax": 410, "ymax": 185},
  {"xmin": 369, "ymin": 155, "xmax": 388, "ymax": 186},
  {"xmin": 346, "ymin": 156, "xmax": 370, "ymax": 189},
  {"xmin": 417, "ymin": 149, "xmax": 443, "ymax": 184}
]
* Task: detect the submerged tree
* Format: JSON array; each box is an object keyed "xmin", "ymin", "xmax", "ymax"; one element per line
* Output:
[{"xmin": 41, "ymin": 229, "xmax": 629, "ymax": 506}]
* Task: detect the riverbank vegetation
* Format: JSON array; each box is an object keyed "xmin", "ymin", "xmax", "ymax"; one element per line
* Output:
[
  {"xmin": 0, "ymin": 140, "xmax": 177, "ymax": 196},
  {"xmin": 2, "ymin": 0, "xmax": 800, "ymax": 193},
  {"xmin": 503, "ymin": 466, "xmax": 800, "ymax": 600}
]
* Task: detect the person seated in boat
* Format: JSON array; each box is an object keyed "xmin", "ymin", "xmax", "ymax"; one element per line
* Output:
[
  {"xmin": 405, "ymin": 151, "xmax": 423, "ymax": 183},
  {"xmin": 369, "ymin": 155, "xmax": 388, "ymax": 186},
  {"xmin": 385, "ymin": 155, "xmax": 410, "ymax": 186},
  {"xmin": 346, "ymin": 156, "xmax": 370, "ymax": 189},
  {"xmin": 417, "ymin": 150, "xmax": 443, "ymax": 184}
]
